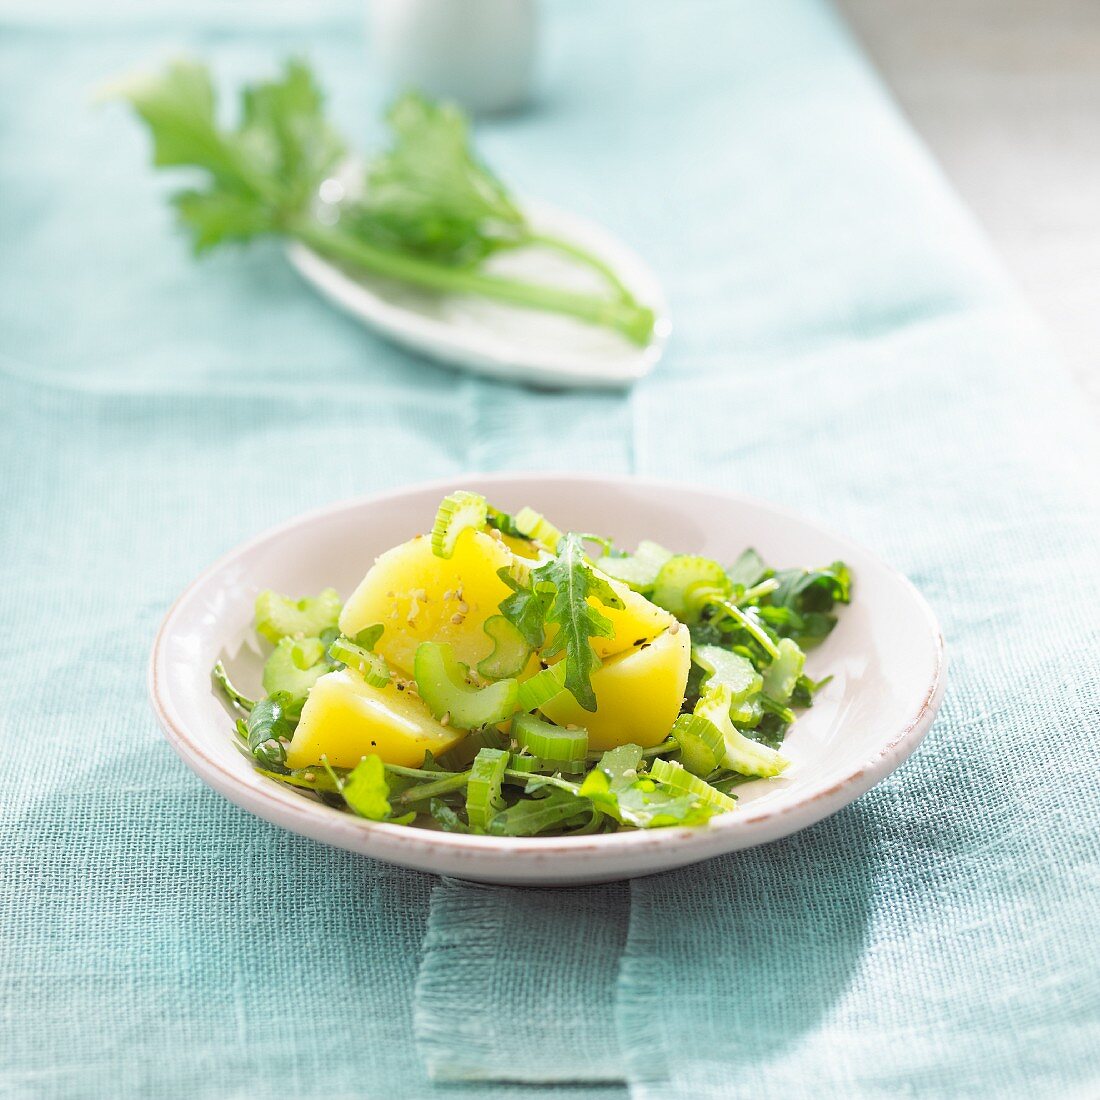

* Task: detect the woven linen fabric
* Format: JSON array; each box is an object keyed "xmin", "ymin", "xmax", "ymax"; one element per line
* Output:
[{"xmin": 2, "ymin": 2, "xmax": 1099, "ymax": 1100}]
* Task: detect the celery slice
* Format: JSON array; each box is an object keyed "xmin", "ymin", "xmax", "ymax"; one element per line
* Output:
[
  {"xmin": 254, "ymin": 587, "xmax": 342, "ymax": 645},
  {"xmin": 516, "ymin": 664, "xmax": 567, "ymax": 712},
  {"xmin": 328, "ymin": 635, "xmax": 391, "ymax": 688},
  {"xmin": 594, "ymin": 539, "xmax": 673, "ymax": 593},
  {"xmin": 466, "ymin": 747, "xmax": 510, "ymax": 830},
  {"xmin": 692, "ymin": 644, "xmax": 763, "ymax": 724},
  {"xmin": 513, "ymin": 506, "xmax": 563, "ymax": 550},
  {"xmin": 430, "ymin": 490, "xmax": 488, "ymax": 558},
  {"xmin": 762, "ymin": 637, "xmax": 806, "ymax": 704},
  {"xmin": 670, "ymin": 713, "xmax": 725, "ymax": 777},
  {"xmin": 696, "ymin": 684, "xmax": 789, "ymax": 778},
  {"xmin": 477, "ymin": 614, "xmax": 532, "ymax": 680},
  {"xmin": 414, "ymin": 641, "xmax": 518, "ymax": 729},
  {"xmin": 649, "ymin": 757, "xmax": 738, "ymax": 813},
  {"xmin": 512, "ymin": 714, "xmax": 588, "ymax": 774},
  {"xmin": 651, "ymin": 555, "xmax": 732, "ymax": 623},
  {"xmin": 262, "ymin": 636, "xmax": 329, "ymax": 709}
]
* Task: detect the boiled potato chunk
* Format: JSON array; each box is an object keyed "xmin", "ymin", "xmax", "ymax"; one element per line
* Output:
[
  {"xmin": 539, "ymin": 627, "xmax": 690, "ymax": 751},
  {"xmin": 588, "ymin": 571, "xmax": 675, "ymax": 658},
  {"xmin": 339, "ymin": 529, "xmax": 515, "ymax": 677},
  {"xmin": 286, "ymin": 668, "xmax": 466, "ymax": 769}
]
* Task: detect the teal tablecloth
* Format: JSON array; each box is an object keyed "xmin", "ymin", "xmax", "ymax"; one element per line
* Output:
[{"xmin": 2, "ymin": 1, "xmax": 1098, "ymax": 1097}]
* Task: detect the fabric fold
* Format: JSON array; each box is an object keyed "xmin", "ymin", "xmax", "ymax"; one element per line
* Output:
[{"xmin": 415, "ymin": 879, "xmax": 629, "ymax": 1085}]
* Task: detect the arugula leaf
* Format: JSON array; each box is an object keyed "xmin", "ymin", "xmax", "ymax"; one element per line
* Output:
[
  {"xmin": 497, "ymin": 566, "xmax": 553, "ymax": 650},
  {"xmin": 245, "ymin": 693, "xmax": 296, "ymax": 769},
  {"xmin": 579, "ymin": 745, "xmax": 718, "ymax": 829},
  {"xmin": 341, "ymin": 755, "xmax": 393, "ymax": 820},
  {"xmin": 487, "ymin": 788, "xmax": 591, "ymax": 836},
  {"xmin": 531, "ymin": 533, "xmax": 624, "ymax": 712},
  {"xmin": 727, "ymin": 547, "xmax": 769, "ymax": 589}
]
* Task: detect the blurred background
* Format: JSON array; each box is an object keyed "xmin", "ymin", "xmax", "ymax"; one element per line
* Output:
[{"xmin": 839, "ymin": 0, "xmax": 1100, "ymax": 406}]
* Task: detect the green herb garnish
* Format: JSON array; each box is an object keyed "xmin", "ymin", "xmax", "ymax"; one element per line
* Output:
[{"xmin": 112, "ymin": 60, "xmax": 656, "ymax": 345}]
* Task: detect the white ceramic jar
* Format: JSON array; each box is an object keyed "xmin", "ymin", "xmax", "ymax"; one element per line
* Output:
[{"xmin": 368, "ymin": 0, "xmax": 538, "ymax": 114}]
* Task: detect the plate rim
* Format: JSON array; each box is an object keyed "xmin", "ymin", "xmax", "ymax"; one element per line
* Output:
[{"xmin": 149, "ymin": 473, "xmax": 946, "ymax": 866}]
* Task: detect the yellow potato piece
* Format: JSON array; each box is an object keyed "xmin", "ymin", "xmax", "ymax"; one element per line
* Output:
[
  {"xmin": 286, "ymin": 668, "xmax": 466, "ymax": 770},
  {"xmin": 588, "ymin": 571, "xmax": 674, "ymax": 658},
  {"xmin": 539, "ymin": 627, "xmax": 691, "ymax": 751},
  {"xmin": 339, "ymin": 529, "xmax": 515, "ymax": 677}
]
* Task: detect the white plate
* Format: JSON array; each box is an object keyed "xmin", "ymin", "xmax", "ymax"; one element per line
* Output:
[
  {"xmin": 287, "ymin": 199, "xmax": 670, "ymax": 389},
  {"xmin": 149, "ymin": 475, "xmax": 945, "ymax": 886}
]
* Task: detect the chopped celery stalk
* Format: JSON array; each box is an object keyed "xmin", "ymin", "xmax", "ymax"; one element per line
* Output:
[
  {"xmin": 507, "ymin": 753, "xmax": 543, "ymax": 774},
  {"xmin": 513, "ymin": 506, "xmax": 563, "ymax": 550},
  {"xmin": 414, "ymin": 641, "xmax": 519, "ymax": 729},
  {"xmin": 692, "ymin": 644, "xmax": 763, "ymax": 724},
  {"xmin": 762, "ymin": 637, "xmax": 806, "ymax": 704},
  {"xmin": 594, "ymin": 539, "xmax": 673, "ymax": 593},
  {"xmin": 696, "ymin": 684, "xmax": 789, "ymax": 778},
  {"xmin": 328, "ymin": 635, "xmax": 391, "ymax": 688},
  {"xmin": 651, "ymin": 555, "xmax": 731, "ymax": 623},
  {"xmin": 254, "ymin": 587, "xmax": 341, "ymax": 644},
  {"xmin": 477, "ymin": 614, "xmax": 532, "ymax": 680},
  {"xmin": 649, "ymin": 757, "xmax": 738, "ymax": 813},
  {"xmin": 466, "ymin": 747, "xmax": 510, "ymax": 830},
  {"xmin": 512, "ymin": 714, "xmax": 588, "ymax": 774},
  {"xmin": 670, "ymin": 713, "xmax": 725, "ymax": 777},
  {"xmin": 430, "ymin": 490, "xmax": 488, "ymax": 558},
  {"xmin": 516, "ymin": 664, "xmax": 566, "ymax": 711},
  {"xmin": 262, "ymin": 636, "xmax": 329, "ymax": 711},
  {"xmin": 212, "ymin": 661, "xmax": 256, "ymax": 713}
]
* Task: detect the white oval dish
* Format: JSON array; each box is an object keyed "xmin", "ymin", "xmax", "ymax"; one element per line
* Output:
[
  {"xmin": 286, "ymin": 199, "xmax": 670, "ymax": 389},
  {"xmin": 149, "ymin": 475, "xmax": 945, "ymax": 886}
]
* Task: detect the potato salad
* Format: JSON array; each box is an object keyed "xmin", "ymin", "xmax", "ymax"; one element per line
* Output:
[{"xmin": 213, "ymin": 492, "xmax": 851, "ymax": 835}]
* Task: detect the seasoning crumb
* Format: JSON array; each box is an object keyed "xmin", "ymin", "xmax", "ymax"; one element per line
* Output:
[
  {"xmin": 640, "ymin": 642, "xmax": 651, "ymax": 650},
  {"xmin": 632, "ymin": 637, "xmax": 646, "ymax": 647}
]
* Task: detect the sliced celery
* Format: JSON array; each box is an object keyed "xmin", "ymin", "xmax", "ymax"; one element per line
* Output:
[
  {"xmin": 594, "ymin": 539, "xmax": 673, "ymax": 593},
  {"xmin": 512, "ymin": 714, "xmax": 588, "ymax": 774},
  {"xmin": 692, "ymin": 644, "xmax": 763, "ymax": 724},
  {"xmin": 670, "ymin": 713, "xmax": 725, "ymax": 777},
  {"xmin": 466, "ymin": 747, "xmax": 510, "ymax": 830},
  {"xmin": 262, "ymin": 636, "xmax": 329, "ymax": 710},
  {"xmin": 696, "ymin": 684, "xmax": 789, "ymax": 778},
  {"xmin": 762, "ymin": 637, "xmax": 806, "ymax": 704},
  {"xmin": 477, "ymin": 615, "xmax": 532, "ymax": 680},
  {"xmin": 513, "ymin": 506, "xmax": 563, "ymax": 550},
  {"xmin": 651, "ymin": 555, "xmax": 731, "ymax": 623},
  {"xmin": 430, "ymin": 490, "xmax": 488, "ymax": 559},
  {"xmin": 516, "ymin": 664, "xmax": 566, "ymax": 712},
  {"xmin": 328, "ymin": 635, "xmax": 391, "ymax": 688},
  {"xmin": 414, "ymin": 641, "xmax": 518, "ymax": 729},
  {"xmin": 254, "ymin": 587, "xmax": 341, "ymax": 644},
  {"xmin": 649, "ymin": 757, "xmax": 738, "ymax": 813}
]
